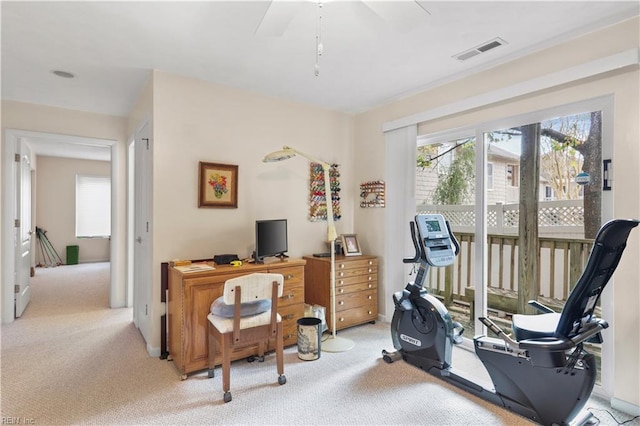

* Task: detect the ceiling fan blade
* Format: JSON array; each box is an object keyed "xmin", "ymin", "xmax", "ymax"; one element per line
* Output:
[
  {"xmin": 254, "ymin": 1, "xmax": 306, "ymax": 37},
  {"xmin": 361, "ymin": 0, "xmax": 430, "ymax": 32}
]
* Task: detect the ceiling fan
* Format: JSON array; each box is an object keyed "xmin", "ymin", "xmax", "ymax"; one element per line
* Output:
[{"xmin": 254, "ymin": 0, "xmax": 431, "ymax": 37}]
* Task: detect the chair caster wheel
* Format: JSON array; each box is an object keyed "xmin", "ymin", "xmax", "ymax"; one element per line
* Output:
[
  {"xmin": 247, "ymin": 356, "xmax": 255, "ymax": 362},
  {"xmin": 257, "ymin": 355, "xmax": 265, "ymax": 362},
  {"xmin": 207, "ymin": 368, "xmax": 215, "ymax": 378},
  {"xmin": 278, "ymin": 375, "xmax": 286, "ymax": 385},
  {"xmin": 223, "ymin": 391, "xmax": 232, "ymax": 403}
]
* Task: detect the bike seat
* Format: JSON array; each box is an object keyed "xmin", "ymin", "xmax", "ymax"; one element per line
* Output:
[
  {"xmin": 511, "ymin": 219, "xmax": 639, "ymax": 343},
  {"xmin": 512, "ymin": 312, "xmax": 560, "ymax": 340}
]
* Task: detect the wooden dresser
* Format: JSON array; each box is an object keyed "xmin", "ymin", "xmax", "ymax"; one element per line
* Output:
[
  {"xmin": 303, "ymin": 255, "xmax": 378, "ymax": 332},
  {"xmin": 168, "ymin": 258, "xmax": 305, "ymax": 378}
]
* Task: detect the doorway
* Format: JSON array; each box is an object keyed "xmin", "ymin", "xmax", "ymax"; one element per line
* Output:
[{"xmin": 1, "ymin": 129, "xmax": 119, "ymax": 324}]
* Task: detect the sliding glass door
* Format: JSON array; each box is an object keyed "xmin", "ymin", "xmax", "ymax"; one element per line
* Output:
[
  {"xmin": 416, "ymin": 100, "xmax": 610, "ymax": 384},
  {"xmin": 480, "ymin": 109, "xmax": 604, "ymax": 380}
]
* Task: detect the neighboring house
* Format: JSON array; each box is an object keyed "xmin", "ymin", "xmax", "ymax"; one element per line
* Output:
[
  {"xmin": 416, "ymin": 143, "xmax": 522, "ymax": 206},
  {"xmin": 418, "ymin": 142, "xmax": 583, "ymax": 206}
]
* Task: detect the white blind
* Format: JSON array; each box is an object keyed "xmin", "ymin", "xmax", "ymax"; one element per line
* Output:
[{"xmin": 76, "ymin": 175, "xmax": 111, "ymax": 237}]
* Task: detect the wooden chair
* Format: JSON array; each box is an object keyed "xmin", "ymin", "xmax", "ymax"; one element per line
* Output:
[{"xmin": 207, "ymin": 273, "xmax": 286, "ymax": 403}]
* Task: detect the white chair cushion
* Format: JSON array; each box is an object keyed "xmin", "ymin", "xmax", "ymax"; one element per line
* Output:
[{"xmin": 208, "ymin": 311, "xmax": 281, "ymax": 334}]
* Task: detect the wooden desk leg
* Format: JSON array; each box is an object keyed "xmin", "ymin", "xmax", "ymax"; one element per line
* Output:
[{"xmin": 208, "ymin": 322, "xmax": 216, "ymax": 379}]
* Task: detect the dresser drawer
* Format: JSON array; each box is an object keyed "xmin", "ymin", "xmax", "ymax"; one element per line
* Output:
[
  {"xmin": 334, "ymin": 258, "xmax": 377, "ymax": 270},
  {"xmin": 335, "ymin": 273, "xmax": 377, "ymax": 289},
  {"xmin": 334, "ymin": 280, "xmax": 377, "ymax": 296},
  {"xmin": 279, "ymin": 303, "xmax": 305, "ymax": 346},
  {"xmin": 335, "ymin": 289, "xmax": 377, "ymax": 311},
  {"xmin": 272, "ymin": 266, "xmax": 304, "ymax": 285},
  {"xmin": 279, "ymin": 280, "xmax": 304, "ymax": 307},
  {"xmin": 335, "ymin": 267, "xmax": 377, "ymax": 281},
  {"xmin": 335, "ymin": 305, "xmax": 377, "ymax": 329}
]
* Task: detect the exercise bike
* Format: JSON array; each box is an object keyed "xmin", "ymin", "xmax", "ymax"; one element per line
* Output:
[{"xmin": 383, "ymin": 213, "xmax": 639, "ymax": 426}]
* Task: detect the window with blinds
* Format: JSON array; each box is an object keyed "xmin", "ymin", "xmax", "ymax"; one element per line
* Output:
[{"xmin": 76, "ymin": 175, "xmax": 111, "ymax": 238}]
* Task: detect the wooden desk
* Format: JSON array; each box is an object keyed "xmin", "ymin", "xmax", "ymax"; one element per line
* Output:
[{"xmin": 168, "ymin": 258, "xmax": 305, "ymax": 378}]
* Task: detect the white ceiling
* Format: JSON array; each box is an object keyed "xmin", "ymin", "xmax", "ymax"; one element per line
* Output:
[{"xmin": 2, "ymin": 1, "xmax": 639, "ymax": 160}]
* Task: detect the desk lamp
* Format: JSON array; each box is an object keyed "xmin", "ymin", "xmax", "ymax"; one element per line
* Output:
[{"xmin": 263, "ymin": 146, "xmax": 354, "ymax": 352}]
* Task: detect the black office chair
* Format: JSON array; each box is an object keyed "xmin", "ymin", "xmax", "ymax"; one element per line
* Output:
[{"xmin": 512, "ymin": 218, "xmax": 639, "ymax": 342}]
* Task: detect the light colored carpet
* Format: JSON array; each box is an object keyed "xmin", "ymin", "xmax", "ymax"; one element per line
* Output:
[{"xmin": 1, "ymin": 263, "xmax": 634, "ymax": 425}]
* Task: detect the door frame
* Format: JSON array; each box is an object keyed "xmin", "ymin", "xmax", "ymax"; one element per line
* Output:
[{"xmin": 1, "ymin": 129, "xmax": 119, "ymax": 324}]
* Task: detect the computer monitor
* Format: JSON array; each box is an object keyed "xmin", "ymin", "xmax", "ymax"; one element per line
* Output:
[{"xmin": 254, "ymin": 219, "xmax": 288, "ymax": 263}]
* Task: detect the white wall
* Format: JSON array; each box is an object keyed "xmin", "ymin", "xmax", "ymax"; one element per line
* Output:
[
  {"xmin": 35, "ymin": 156, "xmax": 111, "ymax": 264},
  {"xmin": 144, "ymin": 70, "xmax": 355, "ymax": 354},
  {"xmin": 353, "ymin": 17, "xmax": 640, "ymax": 411}
]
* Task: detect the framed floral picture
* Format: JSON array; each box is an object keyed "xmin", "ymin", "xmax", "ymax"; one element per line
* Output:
[{"xmin": 198, "ymin": 162, "xmax": 238, "ymax": 208}]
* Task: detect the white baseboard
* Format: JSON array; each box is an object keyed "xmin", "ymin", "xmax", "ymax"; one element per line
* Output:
[
  {"xmin": 377, "ymin": 314, "xmax": 389, "ymax": 323},
  {"xmin": 611, "ymin": 397, "xmax": 640, "ymax": 417},
  {"xmin": 146, "ymin": 343, "xmax": 161, "ymax": 358}
]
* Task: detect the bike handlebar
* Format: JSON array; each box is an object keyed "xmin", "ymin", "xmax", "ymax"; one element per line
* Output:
[{"xmin": 403, "ymin": 221, "xmax": 420, "ymax": 264}]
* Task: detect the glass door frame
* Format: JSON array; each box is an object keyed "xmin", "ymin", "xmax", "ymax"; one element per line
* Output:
[{"xmin": 418, "ymin": 94, "xmax": 614, "ymax": 395}]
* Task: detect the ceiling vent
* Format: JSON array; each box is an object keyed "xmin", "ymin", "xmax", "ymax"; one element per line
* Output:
[{"xmin": 453, "ymin": 37, "xmax": 507, "ymax": 61}]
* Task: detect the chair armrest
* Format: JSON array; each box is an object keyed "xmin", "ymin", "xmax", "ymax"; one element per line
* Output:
[
  {"xmin": 527, "ymin": 299, "xmax": 555, "ymax": 314},
  {"xmin": 519, "ymin": 337, "xmax": 574, "ymax": 352},
  {"xmin": 519, "ymin": 319, "xmax": 608, "ymax": 352},
  {"xmin": 570, "ymin": 319, "xmax": 608, "ymax": 345}
]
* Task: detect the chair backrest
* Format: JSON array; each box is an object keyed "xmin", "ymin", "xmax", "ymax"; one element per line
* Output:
[
  {"xmin": 555, "ymin": 219, "xmax": 639, "ymax": 339},
  {"xmin": 222, "ymin": 273, "xmax": 284, "ymax": 305}
]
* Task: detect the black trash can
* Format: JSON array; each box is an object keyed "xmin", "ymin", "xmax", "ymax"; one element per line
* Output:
[{"xmin": 297, "ymin": 317, "xmax": 322, "ymax": 361}]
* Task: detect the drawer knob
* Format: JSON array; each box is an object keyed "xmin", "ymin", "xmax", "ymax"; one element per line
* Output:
[
  {"xmin": 283, "ymin": 294, "xmax": 294, "ymax": 300},
  {"xmin": 339, "ymin": 280, "xmax": 344, "ymax": 285},
  {"xmin": 368, "ymin": 295, "xmax": 372, "ymax": 300},
  {"xmin": 339, "ymin": 272, "xmax": 344, "ymax": 277},
  {"xmin": 285, "ymin": 274, "xmax": 294, "ymax": 280},
  {"xmin": 283, "ymin": 314, "xmax": 294, "ymax": 320},
  {"xmin": 368, "ymin": 310, "xmax": 372, "ymax": 315},
  {"xmin": 339, "ymin": 301, "xmax": 345, "ymax": 305},
  {"xmin": 339, "ymin": 264, "xmax": 345, "ymax": 269},
  {"xmin": 339, "ymin": 288, "xmax": 344, "ymax": 293},
  {"xmin": 284, "ymin": 334, "xmax": 294, "ymax": 340},
  {"xmin": 368, "ymin": 260, "xmax": 373, "ymax": 265},
  {"xmin": 368, "ymin": 268, "xmax": 372, "ymax": 273},
  {"xmin": 339, "ymin": 317, "xmax": 345, "ymax": 322},
  {"xmin": 368, "ymin": 276, "xmax": 372, "ymax": 281}
]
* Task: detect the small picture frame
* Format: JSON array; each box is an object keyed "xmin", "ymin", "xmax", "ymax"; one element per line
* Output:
[
  {"xmin": 341, "ymin": 234, "xmax": 362, "ymax": 256},
  {"xmin": 198, "ymin": 162, "xmax": 238, "ymax": 208}
]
